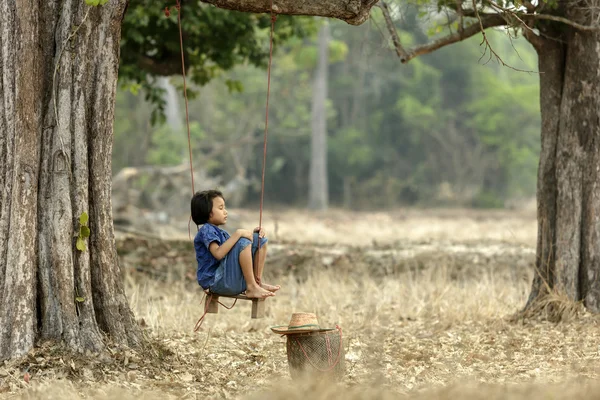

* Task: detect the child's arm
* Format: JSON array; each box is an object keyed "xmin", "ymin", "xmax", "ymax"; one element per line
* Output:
[{"xmin": 208, "ymin": 229, "xmax": 253, "ymax": 261}]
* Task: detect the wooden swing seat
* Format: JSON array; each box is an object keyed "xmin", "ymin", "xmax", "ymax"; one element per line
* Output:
[{"xmin": 205, "ymin": 292, "xmax": 266, "ymax": 319}]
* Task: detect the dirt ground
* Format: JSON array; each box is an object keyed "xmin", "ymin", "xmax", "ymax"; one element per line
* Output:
[{"xmin": 4, "ymin": 207, "xmax": 600, "ymax": 399}]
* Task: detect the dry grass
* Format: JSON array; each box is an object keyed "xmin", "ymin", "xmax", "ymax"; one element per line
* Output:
[
  {"xmin": 4, "ymin": 208, "xmax": 600, "ymax": 399},
  {"xmin": 166, "ymin": 206, "xmax": 538, "ymax": 247}
]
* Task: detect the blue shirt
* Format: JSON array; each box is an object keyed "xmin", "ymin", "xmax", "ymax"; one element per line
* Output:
[{"xmin": 194, "ymin": 223, "xmax": 231, "ymax": 289}]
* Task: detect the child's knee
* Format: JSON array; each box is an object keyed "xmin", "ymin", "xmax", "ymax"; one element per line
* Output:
[
  {"xmin": 253, "ymin": 232, "xmax": 268, "ymax": 247},
  {"xmin": 240, "ymin": 241, "xmax": 252, "ymax": 253}
]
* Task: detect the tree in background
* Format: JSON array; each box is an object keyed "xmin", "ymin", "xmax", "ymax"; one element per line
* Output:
[{"xmin": 308, "ymin": 21, "xmax": 331, "ymax": 211}]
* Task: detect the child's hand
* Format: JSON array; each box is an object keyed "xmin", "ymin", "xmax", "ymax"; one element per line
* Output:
[
  {"xmin": 236, "ymin": 229, "xmax": 253, "ymax": 240},
  {"xmin": 253, "ymin": 227, "xmax": 266, "ymax": 238}
]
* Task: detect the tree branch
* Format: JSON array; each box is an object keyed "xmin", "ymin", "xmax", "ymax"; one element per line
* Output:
[
  {"xmin": 375, "ymin": 2, "xmax": 409, "ymax": 60},
  {"xmin": 521, "ymin": 12, "xmax": 600, "ymax": 31},
  {"xmin": 487, "ymin": 0, "xmax": 534, "ymax": 31},
  {"xmin": 484, "ymin": 0, "xmax": 545, "ymax": 49},
  {"xmin": 199, "ymin": 0, "xmax": 379, "ymax": 25},
  {"xmin": 486, "ymin": 0, "xmax": 600, "ymax": 32},
  {"xmin": 377, "ymin": 1, "xmax": 539, "ymax": 71},
  {"xmin": 522, "ymin": 0, "xmax": 537, "ymax": 13},
  {"xmin": 375, "ymin": 1, "xmax": 506, "ymax": 63},
  {"xmin": 471, "ymin": 0, "xmax": 536, "ymax": 72},
  {"xmin": 395, "ymin": 14, "xmax": 506, "ymax": 63}
]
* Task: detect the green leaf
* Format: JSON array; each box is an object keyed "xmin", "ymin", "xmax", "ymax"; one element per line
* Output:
[
  {"xmin": 224, "ymin": 79, "xmax": 244, "ymax": 93},
  {"xmin": 76, "ymin": 237, "xmax": 86, "ymax": 252},
  {"xmin": 79, "ymin": 212, "xmax": 89, "ymax": 226},
  {"xmin": 85, "ymin": 0, "xmax": 100, "ymax": 6},
  {"xmin": 80, "ymin": 226, "xmax": 91, "ymax": 238},
  {"xmin": 75, "ymin": 297, "xmax": 85, "ymax": 303}
]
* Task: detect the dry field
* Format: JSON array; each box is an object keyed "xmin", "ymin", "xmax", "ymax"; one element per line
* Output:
[{"xmin": 4, "ymin": 207, "xmax": 600, "ymax": 399}]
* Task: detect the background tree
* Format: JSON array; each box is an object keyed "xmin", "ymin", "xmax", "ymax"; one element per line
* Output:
[{"xmin": 308, "ymin": 21, "xmax": 331, "ymax": 211}]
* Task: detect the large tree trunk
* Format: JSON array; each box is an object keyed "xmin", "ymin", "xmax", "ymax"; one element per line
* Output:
[
  {"xmin": 308, "ymin": 22, "xmax": 330, "ymax": 211},
  {"xmin": 0, "ymin": 0, "xmax": 140, "ymax": 361},
  {"xmin": 526, "ymin": 19, "xmax": 600, "ymax": 311}
]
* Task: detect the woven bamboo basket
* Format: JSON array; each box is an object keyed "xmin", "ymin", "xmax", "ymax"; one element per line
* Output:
[{"xmin": 285, "ymin": 329, "xmax": 345, "ymax": 381}]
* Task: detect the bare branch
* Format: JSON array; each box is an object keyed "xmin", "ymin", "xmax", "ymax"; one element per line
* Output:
[
  {"xmin": 381, "ymin": 3, "xmax": 536, "ymax": 73},
  {"xmin": 398, "ymin": 14, "xmax": 506, "ymax": 63},
  {"xmin": 376, "ymin": 0, "xmax": 598, "ymax": 71},
  {"xmin": 472, "ymin": 0, "xmax": 537, "ymax": 72},
  {"xmin": 486, "ymin": 0, "xmax": 600, "ymax": 31},
  {"xmin": 376, "ymin": 1, "xmax": 409, "ymax": 60},
  {"xmin": 472, "ymin": 0, "xmax": 498, "ymax": 65},
  {"xmin": 484, "ymin": 0, "xmax": 545, "ymax": 48},
  {"xmin": 487, "ymin": 0, "xmax": 535, "ymax": 33},
  {"xmin": 522, "ymin": 12, "xmax": 600, "ymax": 31}
]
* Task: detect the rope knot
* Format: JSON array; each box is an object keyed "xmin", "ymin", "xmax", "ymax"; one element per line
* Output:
[{"xmin": 270, "ymin": 13, "xmax": 277, "ymax": 23}]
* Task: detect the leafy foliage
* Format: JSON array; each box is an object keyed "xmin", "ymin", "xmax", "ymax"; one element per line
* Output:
[{"xmin": 120, "ymin": 0, "xmax": 315, "ymax": 121}]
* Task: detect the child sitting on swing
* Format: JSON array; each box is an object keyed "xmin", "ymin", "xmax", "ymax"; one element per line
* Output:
[{"xmin": 191, "ymin": 189, "xmax": 280, "ymax": 299}]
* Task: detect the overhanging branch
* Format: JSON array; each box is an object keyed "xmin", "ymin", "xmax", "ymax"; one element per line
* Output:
[
  {"xmin": 199, "ymin": 0, "xmax": 379, "ymax": 25},
  {"xmin": 487, "ymin": 0, "xmax": 600, "ymax": 31},
  {"xmin": 521, "ymin": 13, "xmax": 600, "ymax": 31},
  {"xmin": 376, "ymin": 2, "xmax": 409, "ymax": 60},
  {"xmin": 383, "ymin": 14, "xmax": 506, "ymax": 63}
]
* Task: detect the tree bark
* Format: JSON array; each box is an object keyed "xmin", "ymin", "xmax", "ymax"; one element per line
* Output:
[
  {"xmin": 308, "ymin": 22, "xmax": 330, "ymax": 211},
  {"xmin": 526, "ymin": 20, "xmax": 600, "ymax": 311},
  {"xmin": 0, "ymin": 0, "xmax": 140, "ymax": 361},
  {"xmin": 200, "ymin": 0, "xmax": 378, "ymax": 25}
]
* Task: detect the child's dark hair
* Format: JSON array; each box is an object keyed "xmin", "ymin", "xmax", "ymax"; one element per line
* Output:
[{"xmin": 191, "ymin": 190, "xmax": 224, "ymax": 225}]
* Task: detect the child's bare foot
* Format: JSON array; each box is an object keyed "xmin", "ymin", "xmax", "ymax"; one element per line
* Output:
[
  {"xmin": 260, "ymin": 283, "xmax": 281, "ymax": 292},
  {"xmin": 245, "ymin": 286, "xmax": 275, "ymax": 299}
]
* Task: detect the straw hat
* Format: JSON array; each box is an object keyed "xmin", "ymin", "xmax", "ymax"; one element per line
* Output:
[{"xmin": 271, "ymin": 312, "xmax": 335, "ymax": 335}]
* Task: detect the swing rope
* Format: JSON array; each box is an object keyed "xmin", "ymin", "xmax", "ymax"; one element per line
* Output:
[
  {"xmin": 255, "ymin": 0, "xmax": 277, "ymax": 276},
  {"xmin": 172, "ymin": 0, "xmax": 195, "ymax": 196},
  {"xmin": 259, "ymin": 0, "xmax": 277, "ymax": 232},
  {"xmin": 168, "ymin": 0, "xmax": 196, "ymax": 238},
  {"xmin": 168, "ymin": 0, "xmax": 277, "ymax": 330}
]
